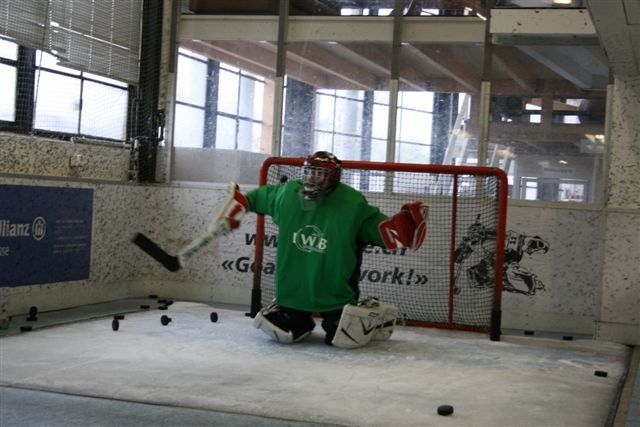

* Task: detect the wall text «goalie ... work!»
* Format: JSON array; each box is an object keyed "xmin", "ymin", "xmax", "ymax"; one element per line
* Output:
[
  {"xmin": 221, "ymin": 256, "xmax": 275, "ymax": 274},
  {"xmin": 359, "ymin": 267, "xmax": 428, "ymax": 286}
]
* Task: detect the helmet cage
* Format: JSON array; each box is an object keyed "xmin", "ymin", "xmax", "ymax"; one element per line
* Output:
[{"xmin": 301, "ymin": 151, "xmax": 341, "ymax": 200}]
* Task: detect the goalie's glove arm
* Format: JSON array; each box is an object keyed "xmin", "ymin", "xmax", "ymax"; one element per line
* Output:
[
  {"xmin": 177, "ymin": 183, "xmax": 248, "ymax": 264},
  {"xmin": 378, "ymin": 201, "xmax": 428, "ymax": 251},
  {"xmin": 209, "ymin": 182, "xmax": 249, "ymax": 233}
]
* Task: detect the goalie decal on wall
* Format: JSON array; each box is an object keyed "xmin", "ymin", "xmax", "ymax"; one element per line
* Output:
[{"xmin": 454, "ymin": 215, "xmax": 550, "ymax": 296}]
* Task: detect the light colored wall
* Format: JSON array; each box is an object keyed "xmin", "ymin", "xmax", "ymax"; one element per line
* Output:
[
  {"xmin": 0, "ymin": 133, "xmax": 131, "ymax": 182},
  {"xmin": 171, "ymin": 148, "xmax": 268, "ymax": 185},
  {"xmin": 595, "ymin": 77, "xmax": 640, "ymax": 344}
]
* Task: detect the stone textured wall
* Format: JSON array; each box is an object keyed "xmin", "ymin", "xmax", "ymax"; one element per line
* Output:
[
  {"xmin": 595, "ymin": 77, "xmax": 640, "ymax": 344},
  {"xmin": 0, "ymin": 133, "xmax": 130, "ymax": 182}
]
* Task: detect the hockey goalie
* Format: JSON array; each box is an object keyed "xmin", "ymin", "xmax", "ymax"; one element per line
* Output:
[{"xmin": 135, "ymin": 151, "xmax": 427, "ymax": 349}]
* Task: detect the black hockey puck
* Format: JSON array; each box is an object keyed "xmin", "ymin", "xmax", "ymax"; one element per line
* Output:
[
  {"xmin": 140, "ymin": 305, "xmax": 150, "ymax": 310},
  {"xmin": 161, "ymin": 314, "xmax": 172, "ymax": 326},
  {"xmin": 29, "ymin": 306, "xmax": 38, "ymax": 317},
  {"xmin": 158, "ymin": 305, "xmax": 168, "ymax": 310},
  {"xmin": 20, "ymin": 326, "xmax": 33, "ymax": 332},
  {"xmin": 524, "ymin": 330, "xmax": 535, "ymax": 335},
  {"xmin": 114, "ymin": 314, "xmax": 125, "ymax": 320},
  {"xmin": 210, "ymin": 312, "xmax": 218, "ymax": 323},
  {"xmin": 437, "ymin": 405, "xmax": 454, "ymax": 416},
  {"xmin": 562, "ymin": 335, "xmax": 573, "ymax": 341},
  {"xmin": 148, "ymin": 294, "xmax": 158, "ymax": 299},
  {"xmin": 112, "ymin": 319, "xmax": 120, "ymax": 331},
  {"xmin": 594, "ymin": 370, "xmax": 608, "ymax": 377},
  {"xmin": 26, "ymin": 316, "xmax": 37, "ymax": 322}
]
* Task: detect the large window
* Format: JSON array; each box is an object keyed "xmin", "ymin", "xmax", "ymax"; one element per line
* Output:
[
  {"xmin": 314, "ymin": 89, "xmax": 365, "ymax": 160},
  {"xmin": 175, "ymin": 9, "xmax": 608, "ymax": 203},
  {"xmin": 174, "ymin": 48, "xmax": 207, "ymax": 148},
  {"xmin": 174, "ymin": 49, "xmax": 267, "ymax": 151},
  {"xmin": 216, "ymin": 64, "xmax": 265, "ymax": 152},
  {"xmin": 0, "ymin": 38, "xmax": 129, "ymax": 141},
  {"xmin": 0, "ymin": 38, "xmax": 17, "ymax": 122}
]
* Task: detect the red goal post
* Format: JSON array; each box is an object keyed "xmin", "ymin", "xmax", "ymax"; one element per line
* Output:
[{"xmin": 250, "ymin": 157, "xmax": 508, "ymax": 341}]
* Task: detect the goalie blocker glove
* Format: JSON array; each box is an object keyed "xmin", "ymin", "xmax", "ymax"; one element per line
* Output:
[
  {"xmin": 177, "ymin": 182, "xmax": 248, "ymax": 265},
  {"xmin": 378, "ymin": 201, "xmax": 428, "ymax": 250},
  {"xmin": 211, "ymin": 182, "xmax": 248, "ymax": 234}
]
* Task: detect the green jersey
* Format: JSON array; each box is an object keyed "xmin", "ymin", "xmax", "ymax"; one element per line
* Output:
[{"xmin": 245, "ymin": 180, "xmax": 387, "ymax": 312}]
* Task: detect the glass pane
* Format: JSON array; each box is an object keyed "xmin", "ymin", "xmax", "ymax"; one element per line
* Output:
[
  {"xmin": 400, "ymin": 91, "xmax": 433, "ymax": 111},
  {"xmin": 371, "ymin": 102, "xmax": 388, "ymax": 140},
  {"xmin": 315, "ymin": 93, "xmax": 335, "ymax": 132},
  {"xmin": 371, "ymin": 137, "xmax": 386, "ymax": 162},
  {"xmin": 80, "ymin": 81, "xmax": 127, "ymax": 140},
  {"xmin": 34, "ymin": 71, "xmax": 81, "ymax": 133},
  {"xmin": 314, "ymin": 131, "xmax": 333, "ymax": 153},
  {"xmin": 399, "ymin": 43, "xmax": 482, "ymax": 165},
  {"xmin": 0, "ymin": 64, "xmax": 16, "ymax": 121},
  {"xmin": 84, "ymin": 72, "xmax": 128, "ymax": 88},
  {"xmin": 496, "ymin": 0, "xmax": 585, "ymax": 8},
  {"xmin": 174, "ymin": 104, "xmax": 204, "ymax": 148},
  {"xmin": 285, "ymin": 40, "xmax": 392, "ymax": 160},
  {"xmin": 397, "ymin": 108, "xmax": 432, "ymax": 144},
  {"xmin": 489, "ymin": 41, "xmax": 608, "ymax": 204},
  {"xmin": 184, "ymin": 1, "xmax": 487, "ymax": 15},
  {"xmin": 177, "ymin": 54, "xmax": 207, "ymax": 106},
  {"xmin": 335, "ymin": 95, "xmax": 363, "ymax": 135},
  {"xmin": 36, "ymin": 51, "xmax": 81, "ymax": 75},
  {"xmin": 218, "ymin": 68, "xmax": 239, "ymax": 114},
  {"xmin": 239, "ymin": 74, "xmax": 264, "ymax": 118},
  {"xmin": 333, "ymin": 134, "xmax": 361, "ymax": 160},
  {"xmin": 0, "ymin": 38, "xmax": 18, "ymax": 60},
  {"xmin": 237, "ymin": 118, "xmax": 261, "ymax": 152},
  {"xmin": 397, "ymin": 141, "xmax": 430, "ymax": 164},
  {"xmin": 216, "ymin": 115, "xmax": 236, "ymax": 149}
]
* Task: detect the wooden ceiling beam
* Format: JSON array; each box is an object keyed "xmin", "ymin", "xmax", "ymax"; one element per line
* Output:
[
  {"xmin": 182, "ymin": 40, "xmax": 354, "ymax": 89},
  {"xmin": 407, "ymin": 44, "xmax": 481, "ymax": 92},
  {"xmin": 285, "ymin": 42, "xmax": 379, "ymax": 90},
  {"xmin": 492, "ymin": 46, "xmax": 536, "ymax": 93}
]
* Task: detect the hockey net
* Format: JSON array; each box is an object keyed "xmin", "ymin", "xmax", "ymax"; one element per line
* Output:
[{"xmin": 251, "ymin": 157, "xmax": 508, "ymax": 340}]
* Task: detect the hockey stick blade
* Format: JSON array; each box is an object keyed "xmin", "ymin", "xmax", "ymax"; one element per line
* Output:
[{"xmin": 132, "ymin": 233, "xmax": 181, "ymax": 272}]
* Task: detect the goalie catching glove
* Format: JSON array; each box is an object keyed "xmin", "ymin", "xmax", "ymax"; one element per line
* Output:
[{"xmin": 378, "ymin": 201, "xmax": 428, "ymax": 251}]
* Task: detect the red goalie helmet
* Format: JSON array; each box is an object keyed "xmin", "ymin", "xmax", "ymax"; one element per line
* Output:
[{"xmin": 302, "ymin": 151, "xmax": 342, "ymax": 200}]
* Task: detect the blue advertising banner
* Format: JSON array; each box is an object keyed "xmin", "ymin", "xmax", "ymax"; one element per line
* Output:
[{"xmin": 0, "ymin": 185, "xmax": 93, "ymax": 287}]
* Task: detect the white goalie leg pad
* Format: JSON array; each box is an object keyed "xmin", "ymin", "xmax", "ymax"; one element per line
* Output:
[
  {"xmin": 253, "ymin": 310, "xmax": 294, "ymax": 344},
  {"xmin": 372, "ymin": 302, "xmax": 398, "ymax": 341},
  {"xmin": 332, "ymin": 299, "xmax": 389, "ymax": 349}
]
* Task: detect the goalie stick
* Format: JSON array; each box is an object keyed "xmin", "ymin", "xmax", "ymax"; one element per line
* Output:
[
  {"xmin": 132, "ymin": 232, "xmax": 181, "ymax": 271},
  {"xmin": 132, "ymin": 182, "xmax": 247, "ymax": 272}
]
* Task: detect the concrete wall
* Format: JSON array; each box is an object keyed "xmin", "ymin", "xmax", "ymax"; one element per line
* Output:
[{"xmin": 595, "ymin": 77, "xmax": 640, "ymax": 344}]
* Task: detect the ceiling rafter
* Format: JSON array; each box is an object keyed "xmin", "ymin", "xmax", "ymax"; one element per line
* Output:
[
  {"xmin": 492, "ymin": 46, "xmax": 536, "ymax": 93},
  {"xmin": 284, "ymin": 42, "xmax": 379, "ymax": 90},
  {"xmin": 337, "ymin": 42, "xmax": 433, "ymax": 90},
  {"xmin": 407, "ymin": 44, "xmax": 481, "ymax": 92},
  {"xmin": 184, "ymin": 40, "xmax": 363, "ymax": 89}
]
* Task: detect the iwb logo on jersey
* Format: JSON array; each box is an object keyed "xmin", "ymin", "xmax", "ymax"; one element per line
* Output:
[{"xmin": 292, "ymin": 225, "xmax": 327, "ymax": 253}]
